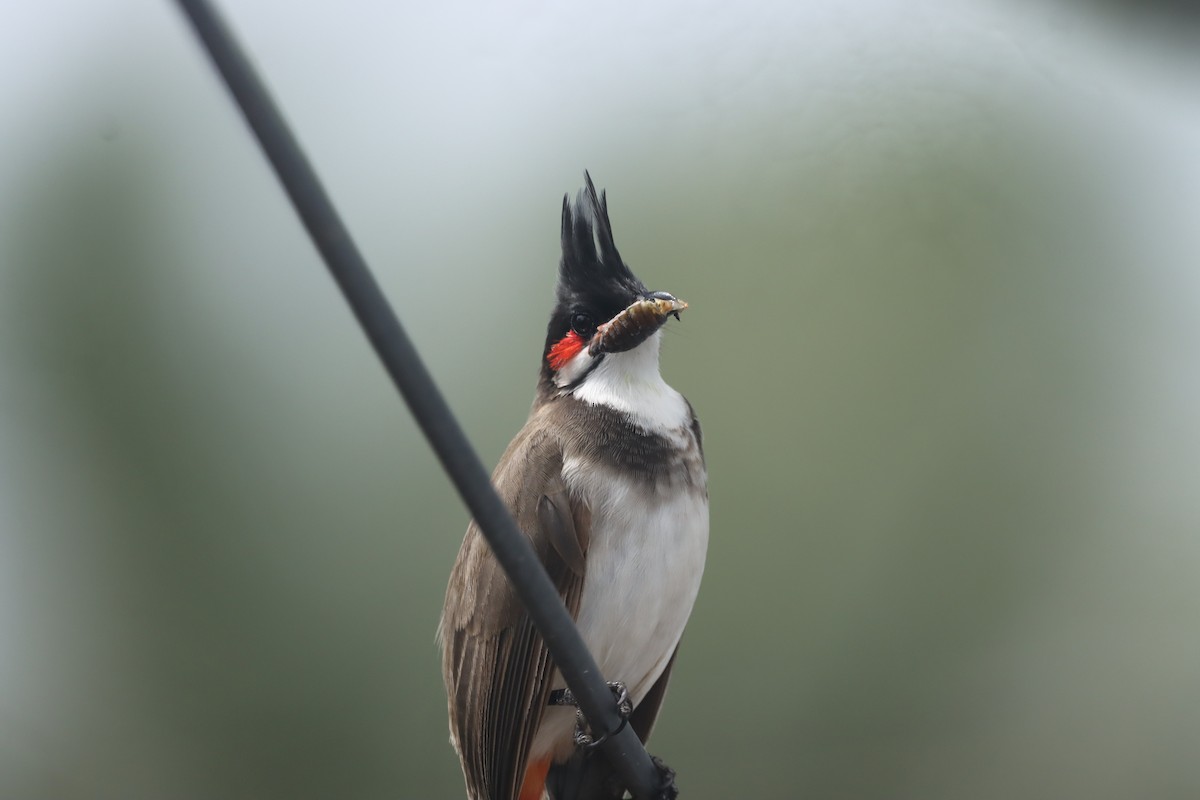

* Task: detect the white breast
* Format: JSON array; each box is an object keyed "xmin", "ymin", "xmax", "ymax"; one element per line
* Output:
[
  {"xmin": 530, "ymin": 459, "xmax": 708, "ymax": 762},
  {"xmin": 568, "ymin": 462, "xmax": 709, "ymax": 702}
]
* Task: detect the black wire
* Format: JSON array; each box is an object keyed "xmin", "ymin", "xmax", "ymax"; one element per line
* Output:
[{"xmin": 171, "ymin": 1, "xmax": 666, "ymax": 797}]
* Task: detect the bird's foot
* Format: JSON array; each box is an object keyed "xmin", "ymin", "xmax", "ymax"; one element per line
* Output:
[
  {"xmin": 571, "ymin": 680, "xmax": 632, "ymax": 748},
  {"xmin": 650, "ymin": 754, "xmax": 679, "ymax": 800},
  {"xmin": 604, "ymin": 680, "xmax": 633, "ymax": 717},
  {"xmin": 547, "ymin": 681, "xmax": 632, "ymax": 748}
]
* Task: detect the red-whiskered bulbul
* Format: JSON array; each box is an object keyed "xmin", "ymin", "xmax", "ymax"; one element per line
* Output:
[{"xmin": 439, "ymin": 174, "xmax": 708, "ymax": 800}]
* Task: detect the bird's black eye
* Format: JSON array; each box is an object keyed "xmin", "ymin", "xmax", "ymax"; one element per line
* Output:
[{"xmin": 570, "ymin": 312, "xmax": 595, "ymax": 336}]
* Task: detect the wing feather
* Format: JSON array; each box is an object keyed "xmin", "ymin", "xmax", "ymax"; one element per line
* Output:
[{"xmin": 441, "ymin": 426, "xmax": 589, "ymax": 800}]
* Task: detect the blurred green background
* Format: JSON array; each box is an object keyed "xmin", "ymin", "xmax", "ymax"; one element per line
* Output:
[{"xmin": 3, "ymin": 1, "xmax": 1199, "ymax": 798}]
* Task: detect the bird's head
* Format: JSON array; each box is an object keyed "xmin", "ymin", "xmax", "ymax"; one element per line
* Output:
[{"xmin": 539, "ymin": 174, "xmax": 687, "ymax": 399}]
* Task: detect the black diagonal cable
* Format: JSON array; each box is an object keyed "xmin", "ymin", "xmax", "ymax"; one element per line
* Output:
[{"xmin": 172, "ymin": 1, "xmax": 666, "ymax": 797}]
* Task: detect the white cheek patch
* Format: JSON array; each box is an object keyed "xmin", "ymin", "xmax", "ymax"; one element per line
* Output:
[{"xmin": 553, "ymin": 345, "xmax": 598, "ymax": 388}]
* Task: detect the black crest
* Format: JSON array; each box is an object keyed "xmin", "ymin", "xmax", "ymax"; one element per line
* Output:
[
  {"xmin": 537, "ymin": 173, "xmax": 652, "ymax": 396},
  {"xmin": 557, "ymin": 172, "xmax": 648, "ymax": 307}
]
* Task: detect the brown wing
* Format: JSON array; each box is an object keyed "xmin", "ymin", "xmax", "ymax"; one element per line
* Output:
[{"xmin": 440, "ymin": 424, "xmax": 590, "ymax": 800}]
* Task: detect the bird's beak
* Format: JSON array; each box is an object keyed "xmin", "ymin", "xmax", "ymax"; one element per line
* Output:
[{"xmin": 588, "ymin": 292, "xmax": 688, "ymax": 357}]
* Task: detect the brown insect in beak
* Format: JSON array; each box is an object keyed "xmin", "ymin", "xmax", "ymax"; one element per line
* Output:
[{"xmin": 587, "ymin": 294, "xmax": 688, "ymax": 357}]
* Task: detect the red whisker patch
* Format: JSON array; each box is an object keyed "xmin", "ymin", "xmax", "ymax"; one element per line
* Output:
[{"xmin": 547, "ymin": 331, "xmax": 585, "ymax": 371}]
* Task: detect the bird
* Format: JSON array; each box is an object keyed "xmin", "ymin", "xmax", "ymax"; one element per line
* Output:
[{"xmin": 438, "ymin": 173, "xmax": 709, "ymax": 800}]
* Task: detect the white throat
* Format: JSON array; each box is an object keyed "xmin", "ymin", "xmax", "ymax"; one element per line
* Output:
[{"xmin": 554, "ymin": 331, "xmax": 689, "ymax": 433}]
